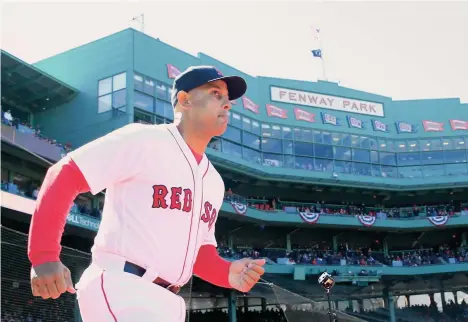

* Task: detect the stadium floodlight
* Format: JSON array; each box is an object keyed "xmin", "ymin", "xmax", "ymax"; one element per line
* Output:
[{"xmin": 318, "ymin": 272, "xmax": 338, "ymax": 322}]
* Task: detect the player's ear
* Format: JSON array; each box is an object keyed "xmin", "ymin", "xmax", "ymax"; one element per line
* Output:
[{"xmin": 177, "ymin": 91, "xmax": 191, "ymax": 110}]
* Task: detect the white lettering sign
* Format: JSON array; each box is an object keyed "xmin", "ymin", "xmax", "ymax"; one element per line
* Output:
[{"xmin": 270, "ymin": 86, "xmax": 384, "ymax": 117}]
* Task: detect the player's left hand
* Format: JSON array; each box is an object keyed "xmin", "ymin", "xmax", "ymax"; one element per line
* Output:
[{"xmin": 228, "ymin": 258, "xmax": 266, "ymax": 293}]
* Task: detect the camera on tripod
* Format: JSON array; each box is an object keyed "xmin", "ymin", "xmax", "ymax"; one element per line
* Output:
[{"xmin": 318, "ymin": 272, "xmax": 335, "ymax": 290}]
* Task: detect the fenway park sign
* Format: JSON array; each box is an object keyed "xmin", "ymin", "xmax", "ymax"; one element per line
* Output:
[{"xmin": 270, "ymin": 86, "xmax": 384, "ymax": 117}]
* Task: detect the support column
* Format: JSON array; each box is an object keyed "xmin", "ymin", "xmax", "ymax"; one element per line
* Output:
[
  {"xmin": 333, "ymin": 235, "xmax": 338, "ymax": 253},
  {"xmin": 228, "ymin": 290, "xmax": 237, "ymax": 322},
  {"xmin": 228, "ymin": 234, "xmax": 234, "ymax": 250},
  {"xmin": 383, "ymin": 288, "xmax": 396, "ymax": 322},
  {"xmin": 429, "ymin": 293, "xmax": 436, "ymax": 307},
  {"xmin": 383, "ymin": 237, "xmax": 389, "ymax": 257},
  {"xmin": 261, "ymin": 298, "xmax": 267, "ymax": 312},
  {"xmin": 461, "ymin": 232, "xmax": 467, "ymax": 247},
  {"xmin": 405, "ymin": 295, "xmax": 411, "ymax": 307},
  {"xmin": 334, "ymin": 300, "xmax": 339, "ymax": 310},
  {"xmin": 440, "ymin": 291, "xmax": 446, "ymax": 312},
  {"xmin": 357, "ymin": 299, "xmax": 364, "ymax": 313},
  {"xmin": 453, "ymin": 291, "xmax": 458, "ymax": 305},
  {"xmin": 348, "ymin": 300, "xmax": 353, "ymax": 311},
  {"xmin": 286, "ymin": 234, "xmax": 292, "ymax": 252},
  {"xmin": 243, "ymin": 297, "xmax": 248, "ymax": 313}
]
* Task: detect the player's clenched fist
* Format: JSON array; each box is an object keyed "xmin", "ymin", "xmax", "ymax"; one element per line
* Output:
[{"xmin": 31, "ymin": 261, "xmax": 76, "ymax": 300}]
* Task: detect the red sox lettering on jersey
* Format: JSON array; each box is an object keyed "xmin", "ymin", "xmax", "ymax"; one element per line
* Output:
[
  {"xmin": 152, "ymin": 185, "xmax": 217, "ymax": 231},
  {"xmin": 68, "ymin": 123, "xmax": 225, "ymax": 287}
]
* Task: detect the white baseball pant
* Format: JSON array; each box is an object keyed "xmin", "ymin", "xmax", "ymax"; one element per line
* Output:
[{"xmin": 76, "ymin": 252, "xmax": 186, "ymax": 322}]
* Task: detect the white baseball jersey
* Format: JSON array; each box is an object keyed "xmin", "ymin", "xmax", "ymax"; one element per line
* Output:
[{"xmin": 69, "ymin": 123, "xmax": 224, "ymax": 286}]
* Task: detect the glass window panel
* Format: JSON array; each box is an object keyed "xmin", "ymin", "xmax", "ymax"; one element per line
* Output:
[
  {"xmin": 323, "ymin": 132, "xmax": 332, "ymax": 145},
  {"xmin": 112, "ymin": 89, "xmax": 126, "ymax": 108},
  {"xmin": 261, "ymin": 124, "xmax": 271, "ymax": 137},
  {"xmin": 334, "ymin": 160, "xmax": 352, "ymax": 174},
  {"xmin": 360, "ymin": 136, "xmax": 370, "ymax": 149},
  {"xmin": 399, "ymin": 166, "xmax": 422, "ymax": 179},
  {"xmin": 352, "ymin": 148, "xmax": 371, "ymax": 162},
  {"xmin": 143, "ymin": 78, "xmax": 154, "ymax": 95},
  {"xmin": 242, "ymin": 117, "xmax": 251, "ymax": 132},
  {"xmin": 294, "ymin": 142, "xmax": 314, "ymax": 157},
  {"xmin": 313, "ymin": 130, "xmax": 323, "ymax": 143},
  {"xmin": 155, "ymin": 99, "xmax": 165, "ymax": 116},
  {"xmin": 442, "ymin": 138, "xmax": 453, "ymax": 150},
  {"xmin": 113, "ymin": 72, "xmax": 126, "ymax": 91},
  {"xmin": 134, "ymin": 92, "xmax": 154, "ymax": 113},
  {"xmin": 242, "ymin": 147, "xmax": 261, "ymax": 165},
  {"xmin": 444, "ymin": 150, "xmax": 467, "ymax": 163},
  {"xmin": 293, "ymin": 128, "xmax": 302, "ymax": 141},
  {"xmin": 283, "ymin": 140, "xmax": 294, "ymax": 155},
  {"xmin": 334, "ymin": 147, "xmax": 352, "ymax": 160},
  {"xmin": 134, "ymin": 74, "xmax": 144, "ymax": 92},
  {"xmin": 386, "ymin": 140, "xmax": 395, "ymax": 152},
  {"xmin": 420, "ymin": 139, "xmax": 432, "ymax": 152},
  {"xmin": 223, "ymin": 140, "xmax": 242, "ymax": 159},
  {"xmin": 98, "ymin": 77, "xmax": 112, "ymax": 96},
  {"xmin": 371, "ymin": 164, "xmax": 382, "ymax": 177},
  {"xmin": 368, "ymin": 137, "xmax": 378, "ymax": 150},
  {"xmin": 422, "ymin": 165, "xmax": 445, "ymax": 178},
  {"xmin": 315, "ymin": 158, "xmax": 333, "ymax": 172},
  {"xmin": 262, "ymin": 138, "xmax": 282, "ymax": 153},
  {"xmin": 378, "ymin": 138, "xmax": 388, "ymax": 151},
  {"xmin": 156, "ymin": 82, "xmax": 168, "ymax": 100},
  {"xmin": 231, "ymin": 113, "xmax": 242, "ymax": 128},
  {"xmin": 350, "ymin": 135, "xmax": 360, "ymax": 147},
  {"xmin": 353, "ymin": 162, "xmax": 372, "ymax": 176},
  {"xmin": 446, "ymin": 163, "xmax": 468, "ymax": 176},
  {"xmin": 341, "ymin": 134, "xmax": 351, "ymax": 147},
  {"xmin": 98, "ymin": 94, "xmax": 112, "ymax": 113},
  {"xmin": 314, "ymin": 144, "xmax": 334, "ymax": 158},
  {"xmin": 381, "ymin": 166, "xmax": 397, "ymax": 178},
  {"xmin": 134, "ymin": 110, "xmax": 153, "ymax": 124},
  {"xmin": 295, "ymin": 156, "xmax": 314, "ymax": 171},
  {"xmin": 223, "ymin": 125, "xmax": 241, "ymax": 142},
  {"xmin": 370, "ymin": 151, "xmax": 379, "ymax": 164},
  {"xmin": 380, "ymin": 152, "xmax": 397, "ymax": 166},
  {"xmin": 284, "ymin": 155, "xmax": 295, "ymax": 169},
  {"xmin": 430, "ymin": 138, "xmax": 442, "ymax": 151},
  {"xmin": 282, "ymin": 127, "xmax": 293, "ymax": 139},
  {"xmin": 407, "ymin": 140, "xmax": 419, "ymax": 152},
  {"xmin": 163, "ymin": 101, "xmax": 173, "ymax": 120},
  {"xmin": 453, "ymin": 137, "xmax": 466, "ymax": 150},
  {"xmin": 303, "ymin": 129, "xmax": 313, "ymax": 142},
  {"xmin": 155, "ymin": 116, "xmax": 165, "ymax": 124},
  {"xmin": 396, "ymin": 140, "xmax": 407, "ymax": 152},
  {"xmin": 243, "ymin": 132, "xmax": 260, "ymax": 150},
  {"xmin": 271, "ymin": 125, "xmax": 282, "ymax": 138},
  {"xmin": 421, "ymin": 151, "xmax": 444, "ymax": 165},
  {"xmin": 208, "ymin": 138, "xmax": 222, "ymax": 151},
  {"xmin": 397, "ymin": 152, "xmax": 421, "ymax": 166},
  {"xmin": 331, "ymin": 132, "xmax": 341, "ymax": 145},
  {"xmin": 263, "ymin": 153, "xmax": 283, "ymax": 167},
  {"xmin": 251, "ymin": 121, "xmax": 261, "ymax": 135}
]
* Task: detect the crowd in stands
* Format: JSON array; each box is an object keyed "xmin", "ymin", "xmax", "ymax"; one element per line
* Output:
[
  {"xmin": 2, "ymin": 109, "xmax": 73, "ymax": 154},
  {"xmin": 224, "ymin": 188, "xmax": 468, "ymax": 219}
]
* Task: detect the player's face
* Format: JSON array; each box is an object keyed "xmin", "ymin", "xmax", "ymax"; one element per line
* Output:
[{"xmin": 188, "ymin": 80, "xmax": 232, "ymax": 137}]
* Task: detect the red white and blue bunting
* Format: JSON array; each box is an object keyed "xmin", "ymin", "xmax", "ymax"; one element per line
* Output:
[
  {"xmin": 230, "ymin": 201, "xmax": 247, "ymax": 215},
  {"xmin": 428, "ymin": 215, "xmax": 450, "ymax": 226},
  {"xmin": 357, "ymin": 215, "xmax": 377, "ymax": 227},
  {"xmin": 299, "ymin": 212, "xmax": 320, "ymax": 224}
]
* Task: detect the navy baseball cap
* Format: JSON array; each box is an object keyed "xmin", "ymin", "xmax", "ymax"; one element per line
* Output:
[{"xmin": 171, "ymin": 66, "xmax": 247, "ymax": 108}]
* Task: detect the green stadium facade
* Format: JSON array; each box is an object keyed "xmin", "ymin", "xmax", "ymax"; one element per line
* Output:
[{"xmin": 1, "ymin": 28, "xmax": 468, "ymax": 322}]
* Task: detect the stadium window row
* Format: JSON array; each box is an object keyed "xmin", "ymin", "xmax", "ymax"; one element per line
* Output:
[{"xmin": 98, "ymin": 72, "xmax": 127, "ymax": 114}]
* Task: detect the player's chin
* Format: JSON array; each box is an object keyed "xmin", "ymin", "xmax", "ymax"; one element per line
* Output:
[{"xmin": 213, "ymin": 123, "xmax": 228, "ymax": 136}]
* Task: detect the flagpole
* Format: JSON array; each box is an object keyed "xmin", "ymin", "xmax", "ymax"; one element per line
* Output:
[{"xmin": 318, "ymin": 29, "xmax": 328, "ymax": 81}]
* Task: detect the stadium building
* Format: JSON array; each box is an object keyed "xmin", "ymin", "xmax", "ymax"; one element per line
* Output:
[{"xmin": 1, "ymin": 28, "xmax": 468, "ymax": 322}]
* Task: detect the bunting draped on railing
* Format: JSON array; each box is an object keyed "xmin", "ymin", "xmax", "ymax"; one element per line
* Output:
[
  {"xmin": 428, "ymin": 216, "xmax": 450, "ymax": 226},
  {"xmin": 230, "ymin": 201, "xmax": 247, "ymax": 215},
  {"xmin": 357, "ymin": 215, "xmax": 377, "ymax": 227},
  {"xmin": 298, "ymin": 212, "xmax": 320, "ymax": 224}
]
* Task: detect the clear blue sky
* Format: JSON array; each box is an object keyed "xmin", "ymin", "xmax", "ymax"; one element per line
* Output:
[{"xmin": 2, "ymin": 1, "xmax": 467, "ymax": 103}]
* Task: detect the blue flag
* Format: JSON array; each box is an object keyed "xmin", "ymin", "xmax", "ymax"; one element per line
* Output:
[{"xmin": 311, "ymin": 49, "xmax": 322, "ymax": 58}]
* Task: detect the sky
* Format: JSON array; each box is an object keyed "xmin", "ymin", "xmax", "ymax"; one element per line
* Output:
[{"xmin": 1, "ymin": 0, "xmax": 467, "ymax": 103}]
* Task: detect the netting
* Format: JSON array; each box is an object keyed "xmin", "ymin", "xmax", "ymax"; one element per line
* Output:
[{"xmin": 1, "ymin": 226, "xmax": 90, "ymax": 322}]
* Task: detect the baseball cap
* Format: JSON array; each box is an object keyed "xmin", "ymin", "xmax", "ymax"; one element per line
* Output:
[{"xmin": 171, "ymin": 66, "xmax": 247, "ymax": 108}]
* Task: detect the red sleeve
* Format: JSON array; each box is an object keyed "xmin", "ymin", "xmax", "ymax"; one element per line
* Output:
[
  {"xmin": 28, "ymin": 156, "xmax": 91, "ymax": 267},
  {"xmin": 193, "ymin": 245, "xmax": 232, "ymax": 288}
]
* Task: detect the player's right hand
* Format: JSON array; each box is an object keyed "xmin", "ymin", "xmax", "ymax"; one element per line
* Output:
[{"xmin": 30, "ymin": 261, "xmax": 76, "ymax": 300}]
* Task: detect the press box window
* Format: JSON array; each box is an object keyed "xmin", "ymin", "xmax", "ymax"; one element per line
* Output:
[{"xmin": 98, "ymin": 72, "xmax": 127, "ymax": 114}]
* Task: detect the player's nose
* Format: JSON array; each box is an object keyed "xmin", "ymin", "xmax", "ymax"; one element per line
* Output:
[{"xmin": 223, "ymin": 100, "xmax": 232, "ymax": 111}]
